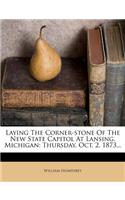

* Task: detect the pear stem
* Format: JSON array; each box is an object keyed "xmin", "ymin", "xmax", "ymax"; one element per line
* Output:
[{"xmin": 40, "ymin": 25, "xmax": 46, "ymax": 39}]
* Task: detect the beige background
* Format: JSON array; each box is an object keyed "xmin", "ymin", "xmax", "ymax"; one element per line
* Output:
[
  {"xmin": 0, "ymin": 162, "xmax": 125, "ymax": 181},
  {"xmin": 1, "ymin": 19, "xmax": 111, "ymax": 63}
]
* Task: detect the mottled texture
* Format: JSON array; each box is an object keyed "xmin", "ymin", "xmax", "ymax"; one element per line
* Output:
[
  {"xmin": 1, "ymin": 19, "xmax": 109, "ymax": 62},
  {"xmin": 89, "ymin": 94, "xmax": 105, "ymax": 126},
  {"xmin": 89, "ymin": 64, "xmax": 106, "ymax": 83},
  {"xmin": 1, "ymin": 108, "xmax": 88, "ymax": 126},
  {"xmin": 104, "ymin": 73, "xmax": 125, "ymax": 126},
  {"xmin": 90, "ymin": 82, "xmax": 105, "ymax": 94}
]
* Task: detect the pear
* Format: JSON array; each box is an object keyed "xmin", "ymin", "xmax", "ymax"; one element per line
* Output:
[{"xmin": 30, "ymin": 25, "xmax": 62, "ymax": 82}]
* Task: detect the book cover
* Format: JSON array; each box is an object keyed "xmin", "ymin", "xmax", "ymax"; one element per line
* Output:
[
  {"xmin": 87, "ymin": 26, "xmax": 106, "ymax": 126},
  {"xmin": 1, "ymin": 107, "xmax": 88, "ymax": 126},
  {"xmin": 103, "ymin": 23, "xmax": 125, "ymax": 126},
  {"xmin": 120, "ymin": 23, "xmax": 125, "ymax": 125},
  {"xmin": 0, "ymin": 19, "xmax": 125, "ymax": 182},
  {"xmin": 2, "ymin": 57, "xmax": 87, "ymax": 108}
]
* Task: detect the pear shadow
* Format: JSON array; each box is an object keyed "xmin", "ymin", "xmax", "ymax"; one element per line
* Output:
[
  {"xmin": 62, "ymin": 28, "xmax": 87, "ymax": 83},
  {"xmin": 64, "ymin": 28, "xmax": 87, "ymax": 59},
  {"xmin": 17, "ymin": 32, "xmax": 35, "ymax": 76},
  {"xmin": 59, "ymin": 28, "xmax": 89, "ymax": 112},
  {"xmin": 18, "ymin": 32, "xmax": 34, "ymax": 58},
  {"xmin": 1, "ymin": 59, "xmax": 6, "ymax": 83},
  {"xmin": 61, "ymin": 28, "xmax": 88, "ymax": 111},
  {"xmin": 63, "ymin": 27, "xmax": 88, "ymax": 75}
]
